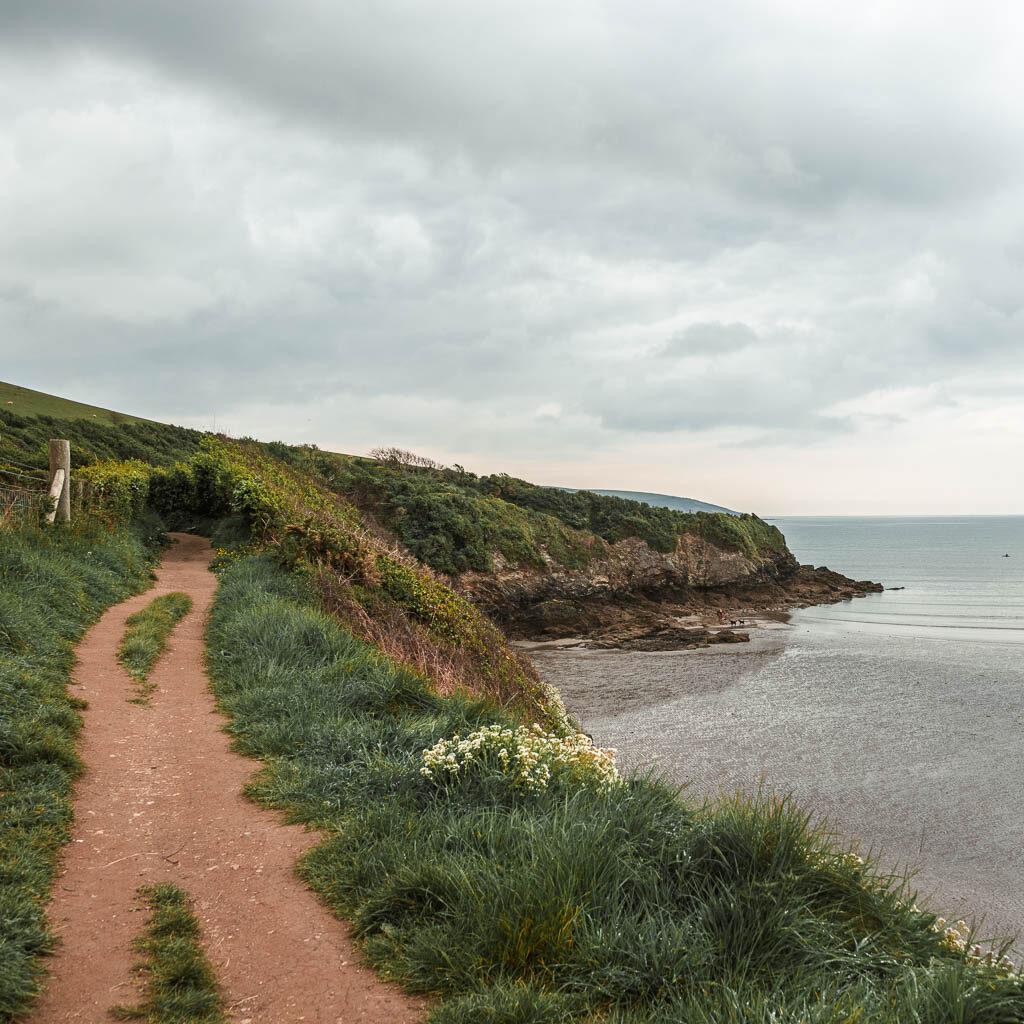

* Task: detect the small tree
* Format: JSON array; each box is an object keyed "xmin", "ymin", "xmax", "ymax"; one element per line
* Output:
[{"xmin": 368, "ymin": 447, "xmax": 444, "ymax": 471}]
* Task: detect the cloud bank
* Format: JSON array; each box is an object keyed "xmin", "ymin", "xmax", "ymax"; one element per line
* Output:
[{"xmin": 2, "ymin": 1, "xmax": 1022, "ymax": 512}]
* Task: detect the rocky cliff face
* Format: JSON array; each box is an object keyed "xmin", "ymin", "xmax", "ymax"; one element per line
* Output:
[{"xmin": 458, "ymin": 532, "xmax": 799, "ymax": 630}]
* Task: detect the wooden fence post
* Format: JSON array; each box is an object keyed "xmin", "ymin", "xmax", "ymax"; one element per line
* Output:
[{"xmin": 48, "ymin": 439, "xmax": 71, "ymax": 523}]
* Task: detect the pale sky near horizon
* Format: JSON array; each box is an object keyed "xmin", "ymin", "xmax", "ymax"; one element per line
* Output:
[{"xmin": 2, "ymin": 1, "xmax": 1023, "ymax": 515}]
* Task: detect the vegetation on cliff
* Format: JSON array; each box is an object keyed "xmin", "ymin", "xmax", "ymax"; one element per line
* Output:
[
  {"xmin": 6, "ymin": 401, "xmax": 1018, "ymax": 1022},
  {"xmin": 1, "ymin": 397, "xmax": 785, "ymax": 584},
  {"xmin": 300, "ymin": 448, "xmax": 788, "ymax": 577},
  {"xmin": 206, "ymin": 553, "xmax": 1024, "ymax": 1023}
]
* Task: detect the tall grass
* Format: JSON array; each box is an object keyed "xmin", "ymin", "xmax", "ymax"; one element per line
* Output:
[
  {"xmin": 118, "ymin": 592, "xmax": 193, "ymax": 703},
  {"xmin": 110, "ymin": 884, "xmax": 226, "ymax": 1024},
  {"xmin": 0, "ymin": 521, "xmax": 160, "ymax": 1021},
  {"xmin": 207, "ymin": 554, "xmax": 1024, "ymax": 1023}
]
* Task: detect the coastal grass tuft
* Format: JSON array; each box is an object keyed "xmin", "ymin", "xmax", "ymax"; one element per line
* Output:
[
  {"xmin": 118, "ymin": 592, "xmax": 193, "ymax": 703},
  {"xmin": 0, "ymin": 520, "xmax": 160, "ymax": 1021},
  {"xmin": 110, "ymin": 884, "xmax": 225, "ymax": 1024},
  {"xmin": 206, "ymin": 553, "xmax": 1024, "ymax": 1023}
]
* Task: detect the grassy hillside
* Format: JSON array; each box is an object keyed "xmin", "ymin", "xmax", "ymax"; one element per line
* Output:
[
  {"xmin": 0, "ymin": 385, "xmax": 784, "ymax": 580},
  {"xmin": 0, "ymin": 381, "xmax": 157, "ymax": 426},
  {"xmin": 0, "ymin": 408, "xmax": 202, "ymax": 471},
  {"xmin": 1, "ymin": 405, "xmax": 1021, "ymax": 1022},
  {"xmin": 309, "ymin": 452, "xmax": 787, "ymax": 577}
]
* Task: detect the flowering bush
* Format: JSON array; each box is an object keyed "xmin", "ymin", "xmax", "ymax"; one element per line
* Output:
[
  {"xmin": 932, "ymin": 917, "xmax": 1019, "ymax": 974},
  {"xmin": 421, "ymin": 723, "xmax": 620, "ymax": 794},
  {"xmin": 209, "ymin": 543, "xmax": 257, "ymax": 574}
]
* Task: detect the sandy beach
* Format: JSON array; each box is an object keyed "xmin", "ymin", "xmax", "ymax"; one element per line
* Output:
[{"xmin": 524, "ymin": 616, "xmax": 1024, "ymax": 959}]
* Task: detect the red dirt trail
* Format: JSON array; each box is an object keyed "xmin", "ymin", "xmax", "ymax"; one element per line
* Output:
[{"xmin": 31, "ymin": 533, "xmax": 427, "ymax": 1023}]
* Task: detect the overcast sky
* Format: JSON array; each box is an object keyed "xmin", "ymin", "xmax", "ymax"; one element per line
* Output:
[{"xmin": 2, "ymin": 1, "xmax": 1023, "ymax": 514}]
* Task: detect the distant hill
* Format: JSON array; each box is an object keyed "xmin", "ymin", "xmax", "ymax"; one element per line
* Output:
[
  {"xmin": 0, "ymin": 380, "xmax": 157, "ymax": 426},
  {"xmin": 561, "ymin": 488, "xmax": 737, "ymax": 516}
]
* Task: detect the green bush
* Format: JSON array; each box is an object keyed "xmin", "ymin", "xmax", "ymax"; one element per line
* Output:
[{"xmin": 77, "ymin": 460, "xmax": 154, "ymax": 524}]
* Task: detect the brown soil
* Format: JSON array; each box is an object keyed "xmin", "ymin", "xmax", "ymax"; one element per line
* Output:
[{"xmin": 31, "ymin": 534, "xmax": 427, "ymax": 1024}]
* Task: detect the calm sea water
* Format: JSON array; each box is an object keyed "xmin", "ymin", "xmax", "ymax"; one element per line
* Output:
[
  {"xmin": 771, "ymin": 515, "xmax": 1024, "ymax": 648},
  {"xmin": 532, "ymin": 516, "xmax": 1024, "ymax": 947}
]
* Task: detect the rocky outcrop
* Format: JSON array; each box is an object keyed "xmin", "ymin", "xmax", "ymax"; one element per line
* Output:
[
  {"xmin": 458, "ymin": 533, "xmax": 796, "ymax": 633},
  {"xmin": 456, "ymin": 532, "xmax": 798, "ymax": 634},
  {"xmin": 457, "ymin": 532, "xmax": 881, "ymax": 646}
]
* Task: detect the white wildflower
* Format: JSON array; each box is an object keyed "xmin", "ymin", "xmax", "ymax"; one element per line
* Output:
[{"xmin": 420, "ymin": 722, "xmax": 621, "ymax": 793}]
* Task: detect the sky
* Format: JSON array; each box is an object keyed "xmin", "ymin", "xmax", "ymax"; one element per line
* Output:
[{"xmin": 2, "ymin": 1, "xmax": 1023, "ymax": 515}]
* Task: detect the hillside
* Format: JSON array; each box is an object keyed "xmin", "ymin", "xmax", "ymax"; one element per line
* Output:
[
  {"xmin": 0, "ymin": 389, "xmax": 877, "ymax": 645},
  {"xmin": 3, "ymin": 396, "xmax": 1019, "ymax": 1023},
  {"xmin": 0, "ymin": 380, "xmax": 158, "ymax": 426},
  {"xmin": 562, "ymin": 486, "xmax": 736, "ymax": 515},
  {"xmin": 0, "ymin": 404, "xmax": 202, "ymax": 471}
]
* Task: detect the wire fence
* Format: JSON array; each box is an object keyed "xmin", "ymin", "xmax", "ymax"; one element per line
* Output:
[
  {"xmin": 0, "ymin": 455, "xmax": 46, "ymax": 472},
  {"xmin": 1, "ymin": 484, "xmax": 46, "ymax": 523},
  {"xmin": 1, "ymin": 465, "xmax": 49, "ymax": 524}
]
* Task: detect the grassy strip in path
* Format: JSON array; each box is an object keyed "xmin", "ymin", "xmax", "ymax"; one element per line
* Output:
[
  {"xmin": 118, "ymin": 593, "xmax": 193, "ymax": 704},
  {"xmin": 111, "ymin": 884, "xmax": 226, "ymax": 1024},
  {"xmin": 206, "ymin": 554, "xmax": 1024, "ymax": 1024},
  {"xmin": 0, "ymin": 521, "xmax": 160, "ymax": 1021}
]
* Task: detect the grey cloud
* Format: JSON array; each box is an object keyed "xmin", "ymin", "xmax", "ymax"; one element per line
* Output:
[
  {"xmin": 2, "ymin": 1, "xmax": 1021, "ymax": 209},
  {"xmin": 1, "ymin": 1, "xmax": 1024, "ymax": 500},
  {"xmin": 662, "ymin": 323, "xmax": 758, "ymax": 358}
]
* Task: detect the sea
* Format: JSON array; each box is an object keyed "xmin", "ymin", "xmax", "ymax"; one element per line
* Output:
[{"xmin": 529, "ymin": 516, "xmax": 1024, "ymax": 949}]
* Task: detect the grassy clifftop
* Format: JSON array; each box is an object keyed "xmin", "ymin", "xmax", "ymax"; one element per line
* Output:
[
  {"xmin": 267, "ymin": 447, "xmax": 789, "ymax": 578},
  {"xmin": 3, "ymin": 403, "xmax": 1022, "ymax": 1022}
]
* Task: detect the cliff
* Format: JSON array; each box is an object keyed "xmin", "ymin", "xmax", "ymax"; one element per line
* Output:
[
  {"xmin": 458, "ymin": 535, "xmax": 881, "ymax": 643},
  {"xmin": 459, "ymin": 531, "xmax": 795, "ymax": 617},
  {"xmin": 236, "ymin": 447, "xmax": 879, "ymax": 646}
]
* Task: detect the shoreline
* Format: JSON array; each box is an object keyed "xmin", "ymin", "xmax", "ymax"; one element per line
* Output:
[{"xmin": 525, "ymin": 608, "xmax": 1024, "ymax": 961}]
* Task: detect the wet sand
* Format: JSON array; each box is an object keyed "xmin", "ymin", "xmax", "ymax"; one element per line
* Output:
[{"xmin": 525, "ymin": 620, "xmax": 1024, "ymax": 957}]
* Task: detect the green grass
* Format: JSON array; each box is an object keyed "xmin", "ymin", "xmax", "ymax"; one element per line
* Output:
[
  {"xmin": 110, "ymin": 884, "xmax": 226, "ymax": 1024},
  {"xmin": 206, "ymin": 554, "xmax": 1024, "ymax": 1024},
  {"xmin": 0, "ymin": 408, "xmax": 203, "ymax": 474},
  {"xmin": 118, "ymin": 593, "xmax": 193, "ymax": 704},
  {"xmin": 0, "ymin": 520, "xmax": 161, "ymax": 1021},
  {"xmin": 0, "ymin": 381, "xmax": 156, "ymax": 426}
]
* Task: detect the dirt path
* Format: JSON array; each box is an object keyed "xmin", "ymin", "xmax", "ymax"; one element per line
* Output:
[{"xmin": 32, "ymin": 534, "xmax": 427, "ymax": 1024}]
